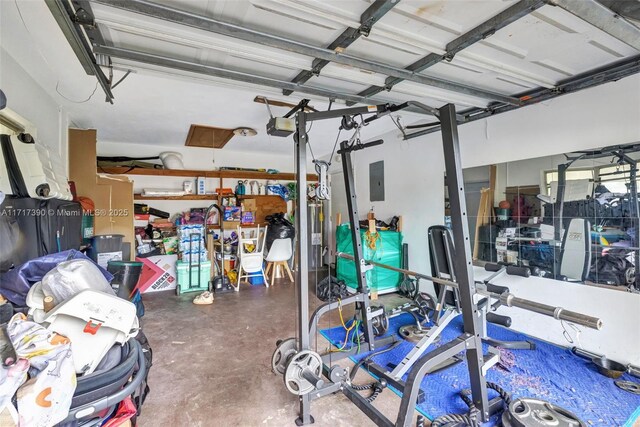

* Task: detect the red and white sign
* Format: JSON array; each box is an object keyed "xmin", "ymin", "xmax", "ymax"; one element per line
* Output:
[{"xmin": 135, "ymin": 255, "xmax": 178, "ymax": 293}]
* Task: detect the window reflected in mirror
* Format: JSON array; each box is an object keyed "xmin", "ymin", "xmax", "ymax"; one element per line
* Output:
[{"xmin": 457, "ymin": 142, "xmax": 639, "ymax": 291}]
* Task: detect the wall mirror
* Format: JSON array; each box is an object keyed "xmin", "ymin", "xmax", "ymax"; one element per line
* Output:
[{"xmin": 458, "ymin": 142, "xmax": 639, "ymax": 290}]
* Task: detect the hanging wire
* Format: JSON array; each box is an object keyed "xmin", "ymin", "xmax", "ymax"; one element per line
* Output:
[
  {"xmin": 14, "ymin": 0, "xmax": 106, "ymax": 104},
  {"xmin": 55, "ymin": 81, "xmax": 99, "ymax": 104},
  {"xmin": 561, "ymin": 320, "xmax": 582, "ymax": 348}
]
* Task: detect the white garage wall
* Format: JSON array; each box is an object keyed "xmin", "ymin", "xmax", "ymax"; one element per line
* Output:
[
  {"xmin": 459, "ymin": 74, "xmax": 640, "ymax": 169},
  {"xmin": 338, "ymin": 74, "xmax": 640, "ymax": 362},
  {"xmin": 0, "ymin": 48, "xmax": 69, "ymax": 170},
  {"xmin": 478, "ymin": 268, "xmax": 640, "ymax": 366}
]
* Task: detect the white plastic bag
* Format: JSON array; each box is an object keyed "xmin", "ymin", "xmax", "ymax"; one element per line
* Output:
[{"xmin": 41, "ymin": 259, "xmax": 114, "ymax": 306}]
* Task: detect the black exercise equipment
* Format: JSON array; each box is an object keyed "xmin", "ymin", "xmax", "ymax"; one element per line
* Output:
[{"xmin": 272, "ymin": 101, "xmax": 602, "ymax": 427}]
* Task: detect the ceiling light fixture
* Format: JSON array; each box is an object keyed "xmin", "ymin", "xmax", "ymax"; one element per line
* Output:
[{"xmin": 233, "ymin": 127, "xmax": 257, "ymax": 137}]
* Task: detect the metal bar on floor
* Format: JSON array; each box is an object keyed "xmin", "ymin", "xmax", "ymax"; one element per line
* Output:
[
  {"xmin": 354, "ymin": 0, "xmax": 545, "ymax": 101},
  {"xmin": 92, "ymin": 0, "xmax": 521, "ymax": 105},
  {"xmin": 283, "ymin": 0, "xmax": 398, "ymax": 95}
]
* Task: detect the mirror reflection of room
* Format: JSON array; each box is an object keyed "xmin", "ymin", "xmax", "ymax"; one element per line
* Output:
[{"xmin": 462, "ymin": 142, "xmax": 639, "ymax": 290}]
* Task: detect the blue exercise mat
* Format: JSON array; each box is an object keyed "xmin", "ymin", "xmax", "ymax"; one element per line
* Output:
[{"xmin": 321, "ymin": 313, "xmax": 640, "ymax": 426}]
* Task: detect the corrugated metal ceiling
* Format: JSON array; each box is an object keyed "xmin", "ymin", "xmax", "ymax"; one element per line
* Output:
[
  {"xmin": 83, "ymin": 0, "xmax": 639, "ymax": 109},
  {"xmin": 34, "ymin": 0, "xmax": 640, "ymax": 150}
]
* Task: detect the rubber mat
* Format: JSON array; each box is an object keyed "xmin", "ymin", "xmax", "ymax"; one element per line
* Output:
[{"xmin": 321, "ymin": 313, "xmax": 640, "ymax": 426}]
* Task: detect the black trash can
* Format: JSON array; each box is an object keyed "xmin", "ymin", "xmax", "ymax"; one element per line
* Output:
[{"xmin": 107, "ymin": 260, "xmax": 143, "ymax": 299}]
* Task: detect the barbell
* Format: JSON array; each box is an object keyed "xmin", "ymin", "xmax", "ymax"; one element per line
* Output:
[{"xmin": 336, "ymin": 252, "xmax": 603, "ymax": 331}]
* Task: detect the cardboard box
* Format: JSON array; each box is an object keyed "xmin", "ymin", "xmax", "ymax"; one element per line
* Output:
[
  {"xmin": 136, "ymin": 254, "xmax": 178, "ymax": 293},
  {"xmin": 242, "ymin": 198, "xmax": 257, "ymax": 212},
  {"xmin": 69, "ymin": 129, "xmax": 135, "ymax": 259},
  {"xmin": 495, "ymin": 237, "xmax": 508, "ymax": 251},
  {"xmin": 224, "ymin": 206, "xmax": 241, "ymax": 221},
  {"xmin": 134, "ymin": 214, "xmax": 150, "ymax": 227},
  {"xmin": 241, "ymin": 211, "xmax": 255, "ymax": 225}
]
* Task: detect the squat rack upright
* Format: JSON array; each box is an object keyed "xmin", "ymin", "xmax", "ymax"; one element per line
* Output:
[
  {"xmin": 287, "ymin": 101, "xmax": 603, "ymax": 426},
  {"xmin": 292, "ymin": 102, "xmax": 490, "ymax": 425}
]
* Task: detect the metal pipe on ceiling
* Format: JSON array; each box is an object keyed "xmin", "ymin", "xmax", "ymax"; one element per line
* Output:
[
  {"xmin": 90, "ymin": 0, "xmax": 521, "ymax": 106},
  {"xmin": 548, "ymin": 0, "xmax": 640, "ymax": 51},
  {"xmin": 93, "ymin": 44, "xmax": 435, "ymax": 115},
  {"xmin": 353, "ymin": 0, "xmax": 546, "ymax": 102}
]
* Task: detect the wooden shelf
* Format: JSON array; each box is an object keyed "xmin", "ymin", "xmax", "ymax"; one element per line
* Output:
[
  {"xmin": 237, "ymin": 195, "xmax": 284, "ymax": 199},
  {"xmin": 134, "ymin": 194, "xmax": 218, "ymax": 201},
  {"xmin": 100, "ymin": 167, "xmax": 218, "ymax": 178},
  {"xmin": 100, "ymin": 166, "xmax": 316, "ymax": 181},
  {"xmin": 218, "ymin": 170, "xmax": 313, "ymax": 180},
  {"xmin": 134, "ymin": 194, "xmax": 286, "ymax": 201}
]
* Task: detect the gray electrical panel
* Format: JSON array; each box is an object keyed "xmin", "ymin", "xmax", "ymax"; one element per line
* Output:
[{"xmin": 369, "ymin": 161, "xmax": 385, "ymax": 202}]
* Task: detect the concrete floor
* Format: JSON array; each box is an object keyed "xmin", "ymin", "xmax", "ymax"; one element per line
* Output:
[{"xmin": 137, "ymin": 276, "xmax": 418, "ymax": 427}]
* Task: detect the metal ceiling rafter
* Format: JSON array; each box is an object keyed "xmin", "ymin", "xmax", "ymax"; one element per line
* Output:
[
  {"xmin": 548, "ymin": 0, "xmax": 640, "ymax": 51},
  {"xmin": 353, "ymin": 0, "xmax": 546, "ymax": 102},
  {"xmin": 404, "ymin": 54, "xmax": 640, "ymax": 139},
  {"xmin": 45, "ymin": 0, "xmax": 114, "ymax": 102},
  {"xmin": 92, "ymin": 44, "xmax": 435, "ymax": 115},
  {"xmin": 90, "ymin": 0, "xmax": 521, "ymax": 106},
  {"xmin": 283, "ymin": 0, "xmax": 398, "ymax": 96}
]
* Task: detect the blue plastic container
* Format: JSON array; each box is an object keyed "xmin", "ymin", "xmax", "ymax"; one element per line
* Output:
[{"xmin": 249, "ymin": 272, "xmax": 264, "ymax": 286}]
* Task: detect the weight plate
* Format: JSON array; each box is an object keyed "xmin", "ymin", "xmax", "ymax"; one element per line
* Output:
[
  {"xmin": 284, "ymin": 350, "xmax": 323, "ymax": 396},
  {"xmin": 271, "ymin": 337, "xmax": 297, "ymax": 375},
  {"xmin": 399, "ymin": 324, "xmax": 440, "ymax": 344},
  {"xmin": 615, "ymin": 380, "xmax": 640, "ymax": 395},
  {"xmin": 502, "ymin": 398, "xmax": 586, "ymax": 427}
]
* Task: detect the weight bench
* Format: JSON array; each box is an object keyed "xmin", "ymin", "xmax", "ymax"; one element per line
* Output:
[{"xmin": 384, "ymin": 226, "xmax": 535, "ymax": 382}]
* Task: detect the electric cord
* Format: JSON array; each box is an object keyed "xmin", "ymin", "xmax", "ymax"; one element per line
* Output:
[{"xmin": 329, "ymin": 299, "xmax": 358, "ymax": 353}]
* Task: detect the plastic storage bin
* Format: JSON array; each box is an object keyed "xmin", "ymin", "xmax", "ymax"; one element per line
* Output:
[
  {"xmin": 249, "ymin": 272, "xmax": 264, "ymax": 286},
  {"xmin": 176, "ymin": 261, "xmax": 211, "ymax": 295},
  {"xmin": 87, "ymin": 234, "xmax": 124, "ymax": 268}
]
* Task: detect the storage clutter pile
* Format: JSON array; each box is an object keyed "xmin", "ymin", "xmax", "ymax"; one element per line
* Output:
[{"xmin": 0, "ymin": 249, "xmax": 151, "ymax": 426}]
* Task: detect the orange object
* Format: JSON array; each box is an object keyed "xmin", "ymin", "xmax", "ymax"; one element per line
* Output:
[
  {"xmin": 78, "ymin": 196, "xmax": 95, "ymax": 214},
  {"xmin": 216, "ymin": 188, "xmax": 234, "ymax": 195},
  {"xmin": 36, "ymin": 388, "xmax": 52, "ymax": 408},
  {"xmin": 498, "ymin": 200, "xmax": 511, "ymax": 209}
]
